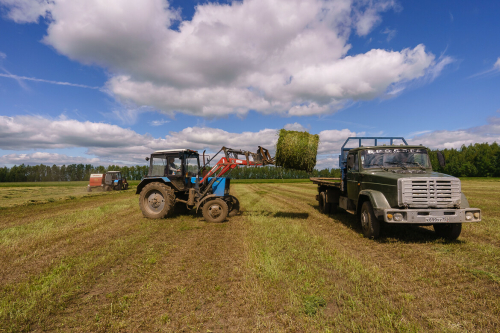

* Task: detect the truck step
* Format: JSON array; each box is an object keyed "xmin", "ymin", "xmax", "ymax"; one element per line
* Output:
[{"xmin": 346, "ymin": 209, "xmax": 356, "ymax": 215}]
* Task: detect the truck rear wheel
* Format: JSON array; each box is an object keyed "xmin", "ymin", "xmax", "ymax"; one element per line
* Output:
[
  {"xmin": 434, "ymin": 223, "xmax": 462, "ymax": 240},
  {"xmin": 139, "ymin": 182, "xmax": 175, "ymax": 219},
  {"xmin": 319, "ymin": 192, "xmax": 331, "ymax": 214},
  {"xmin": 360, "ymin": 201, "xmax": 380, "ymax": 239},
  {"xmin": 202, "ymin": 198, "xmax": 228, "ymax": 223}
]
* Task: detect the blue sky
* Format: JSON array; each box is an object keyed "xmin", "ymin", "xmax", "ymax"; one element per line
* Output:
[{"xmin": 0, "ymin": 0, "xmax": 499, "ymax": 169}]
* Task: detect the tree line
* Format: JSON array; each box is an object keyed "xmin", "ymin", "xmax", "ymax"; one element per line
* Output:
[
  {"xmin": 0, "ymin": 142, "xmax": 498, "ymax": 182},
  {"xmin": 0, "ymin": 164, "xmax": 149, "ymax": 182},
  {"xmin": 429, "ymin": 142, "xmax": 500, "ymax": 177}
]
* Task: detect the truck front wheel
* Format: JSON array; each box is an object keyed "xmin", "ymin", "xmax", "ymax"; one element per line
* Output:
[
  {"xmin": 434, "ymin": 223, "xmax": 462, "ymax": 240},
  {"xmin": 139, "ymin": 182, "xmax": 175, "ymax": 219},
  {"xmin": 360, "ymin": 201, "xmax": 380, "ymax": 239}
]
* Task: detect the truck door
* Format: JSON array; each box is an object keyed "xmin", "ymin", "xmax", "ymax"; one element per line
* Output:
[{"xmin": 346, "ymin": 152, "xmax": 360, "ymax": 202}]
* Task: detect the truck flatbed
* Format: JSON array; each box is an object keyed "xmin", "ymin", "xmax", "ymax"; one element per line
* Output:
[{"xmin": 309, "ymin": 177, "xmax": 341, "ymax": 187}]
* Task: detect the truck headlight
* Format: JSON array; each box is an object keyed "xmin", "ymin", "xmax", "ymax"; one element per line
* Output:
[
  {"xmin": 465, "ymin": 212, "xmax": 473, "ymax": 221},
  {"xmin": 473, "ymin": 212, "xmax": 480, "ymax": 219},
  {"xmin": 393, "ymin": 213, "xmax": 403, "ymax": 222}
]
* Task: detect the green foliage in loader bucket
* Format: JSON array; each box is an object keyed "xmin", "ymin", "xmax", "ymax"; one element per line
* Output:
[{"xmin": 275, "ymin": 129, "xmax": 319, "ymax": 172}]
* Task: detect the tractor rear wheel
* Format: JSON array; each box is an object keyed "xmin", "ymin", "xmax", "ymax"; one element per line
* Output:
[
  {"xmin": 202, "ymin": 198, "xmax": 228, "ymax": 223},
  {"xmin": 227, "ymin": 196, "xmax": 240, "ymax": 217},
  {"xmin": 139, "ymin": 182, "xmax": 175, "ymax": 219}
]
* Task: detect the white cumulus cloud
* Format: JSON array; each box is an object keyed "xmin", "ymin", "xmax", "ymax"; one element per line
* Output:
[
  {"xmin": 494, "ymin": 58, "xmax": 500, "ymax": 71},
  {"xmin": 0, "ymin": 0, "xmax": 451, "ymax": 117},
  {"xmin": 2, "ymin": 115, "xmax": 499, "ymax": 168}
]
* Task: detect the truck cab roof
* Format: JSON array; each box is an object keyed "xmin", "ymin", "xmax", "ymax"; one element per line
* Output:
[{"xmin": 348, "ymin": 144, "xmax": 427, "ymax": 153}]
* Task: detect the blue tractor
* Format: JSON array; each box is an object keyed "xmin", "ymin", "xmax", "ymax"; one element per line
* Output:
[{"xmin": 136, "ymin": 147, "xmax": 273, "ymax": 222}]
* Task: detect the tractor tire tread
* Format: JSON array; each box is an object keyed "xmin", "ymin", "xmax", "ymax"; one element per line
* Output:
[
  {"xmin": 202, "ymin": 198, "xmax": 228, "ymax": 223},
  {"xmin": 139, "ymin": 182, "xmax": 175, "ymax": 219}
]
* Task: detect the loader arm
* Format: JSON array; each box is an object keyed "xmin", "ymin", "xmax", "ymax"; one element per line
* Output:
[{"xmin": 200, "ymin": 146, "xmax": 274, "ymax": 184}]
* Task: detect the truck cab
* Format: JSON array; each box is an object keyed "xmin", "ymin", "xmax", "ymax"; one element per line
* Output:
[{"xmin": 313, "ymin": 137, "xmax": 481, "ymax": 240}]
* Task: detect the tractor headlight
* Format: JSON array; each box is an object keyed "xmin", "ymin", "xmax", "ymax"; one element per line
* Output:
[
  {"xmin": 465, "ymin": 212, "xmax": 473, "ymax": 221},
  {"xmin": 474, "ymin": 212, "xmax": 480, "ymax": 219}
]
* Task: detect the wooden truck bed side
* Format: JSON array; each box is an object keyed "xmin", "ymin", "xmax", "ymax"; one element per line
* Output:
[{"xmin": 309, "ymin": 177, "xmax": 341, "ymax": 188}]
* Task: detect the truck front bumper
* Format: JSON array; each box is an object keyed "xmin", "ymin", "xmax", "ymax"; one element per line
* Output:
[{"xmin": 374, "ymin": 208, "xmax": 481, "ymax": 224}]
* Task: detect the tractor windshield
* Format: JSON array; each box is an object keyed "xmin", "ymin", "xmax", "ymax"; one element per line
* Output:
[
  {"xmin": 185, "ymin": 155, "xmax": 199, "ymax": 177},
  {"xmin": 150, "ymin": 155, "xmax": 167, "ymax": 176},
  {"xmin": 361, "ymin": 148, "xmax": 431, "ymax": 169}
]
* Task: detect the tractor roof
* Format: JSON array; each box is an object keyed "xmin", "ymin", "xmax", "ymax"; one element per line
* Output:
[
  {"xmin": 106, "ymin": 171, "xmax": 121, "ymax": 173},
  {"xmin": 153, "ymin": 149, "xmax": 198, "ymax": 154}
]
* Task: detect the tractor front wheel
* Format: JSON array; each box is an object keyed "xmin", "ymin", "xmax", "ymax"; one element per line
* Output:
[
  {"xmin": 202, "ymin": 198, "xmax": 228, "ymax": 223},
  {"xmin": 227, "ymin": 196, "xmax": 240, "ymax": 217},
  {"xmin": 139, "ymin": 182, "xmax": 175, "ymax": 219}
]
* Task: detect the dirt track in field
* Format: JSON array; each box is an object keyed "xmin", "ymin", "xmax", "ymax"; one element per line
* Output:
[{"xmin": 0, "ymin": 181, "xmax": 499, "ymax": 332}]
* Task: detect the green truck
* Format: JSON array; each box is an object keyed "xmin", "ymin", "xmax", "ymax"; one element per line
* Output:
[{"xmin": 311, "ymin": 137, "xmax": 481, "ymax": 240}]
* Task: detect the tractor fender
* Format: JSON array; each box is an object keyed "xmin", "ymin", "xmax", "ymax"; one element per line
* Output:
[
  {"xmin": 357, "ymin": 190, "xmax": 391, "ymax": 219},
  {"xmin": 136, "ymin": 177, "xmax": 174, "ymax": 194},
  {"xmin": 195, "ymin": 194, "xmax": 218, "ymax": 212}
]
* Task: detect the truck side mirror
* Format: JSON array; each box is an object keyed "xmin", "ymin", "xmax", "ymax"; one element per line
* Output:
[
  {"xmin": 346, "ymin": 155, "xmax": 354, "ymax": 169},
  {"xmin": 145, "ymin": 157, "xmax": 150, "ymax": 161},
  {"xmin": 436, "ymin": 151, "xmax": 446, "ymax": 167}
]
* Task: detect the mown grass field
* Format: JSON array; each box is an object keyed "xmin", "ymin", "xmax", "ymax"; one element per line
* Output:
[{"xmin": 0, "ymin": 179, "xmax": 499, "ymax": 332}]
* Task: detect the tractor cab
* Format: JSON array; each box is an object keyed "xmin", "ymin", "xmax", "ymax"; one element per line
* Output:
[{"xmin": 146, "ymin": 149, "xmax": 200, "ymax": 191}]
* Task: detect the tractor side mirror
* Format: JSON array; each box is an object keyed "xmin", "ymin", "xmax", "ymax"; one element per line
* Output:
[
  {"xmin": 436, "ymin": 151, "xmax": 446, "ymax": 167},
  {"xmin": 145, "ymin": 157, "xmax": 150, "ymax": 161},
  {"xmin": 346, "ymin": 154, "xmax": 354, "ymax": 169}
]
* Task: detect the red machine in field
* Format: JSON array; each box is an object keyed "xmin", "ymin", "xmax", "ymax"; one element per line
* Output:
[{"xmin": 87, "ymin": 171, "xmax": 129, "ymax": 192}]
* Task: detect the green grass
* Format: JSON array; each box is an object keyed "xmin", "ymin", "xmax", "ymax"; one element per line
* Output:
[{"xmin": 0, "ymin": 179, "xmax": 499, "ymax": 331}]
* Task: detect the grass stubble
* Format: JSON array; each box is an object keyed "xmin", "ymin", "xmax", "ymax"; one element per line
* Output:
[{"xmin": 0, "ymin": 179, "xmax": 498, "ymax": 332}]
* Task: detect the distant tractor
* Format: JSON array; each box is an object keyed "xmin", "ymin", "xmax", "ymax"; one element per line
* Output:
[
  {"xmin": 136, "ymin": 147, "xmax": 273, "ymax": 222},
  {"xmin": 87, "ymin": 171, "xmax": 129, "ymax": 192}
]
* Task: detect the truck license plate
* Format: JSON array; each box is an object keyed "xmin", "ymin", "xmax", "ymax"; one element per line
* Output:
[{"xmin": 425, "ymin": 217, "xmax": 449, "ymax": 223}]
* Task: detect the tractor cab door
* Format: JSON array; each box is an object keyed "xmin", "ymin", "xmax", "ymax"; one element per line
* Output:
[
  {"xmin": 166, "ymin": 153, "xmax": 185, "ymax": 190},
  {"xmin": 184, "ymin": 153, "xmax": 200, "ymax": 188}
]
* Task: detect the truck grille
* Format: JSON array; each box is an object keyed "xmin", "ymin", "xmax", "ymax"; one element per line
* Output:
[{"xmin": 398, "ymin": 177, "xmax": 461, "ymax": 208}]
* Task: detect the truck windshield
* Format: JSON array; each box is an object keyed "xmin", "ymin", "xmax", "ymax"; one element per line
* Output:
[{"xmin": 361, "ymin": 148, "xmax": 430, "ymax": 169}]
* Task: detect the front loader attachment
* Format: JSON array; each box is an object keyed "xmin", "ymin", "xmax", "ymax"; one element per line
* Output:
[{"xmin": 221, "ymin": 146, "xmax": 275, "ymax": 166}]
